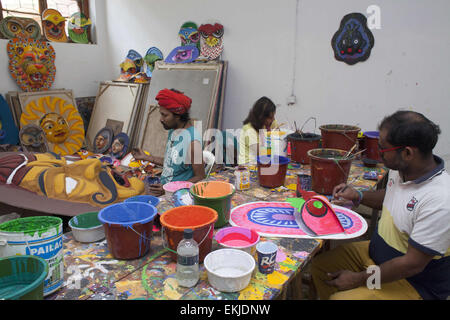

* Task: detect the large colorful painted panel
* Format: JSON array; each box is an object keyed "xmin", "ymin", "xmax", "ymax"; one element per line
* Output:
[
  {"xmin": 42, "ymin": 8, "xmax": 68, "ymax": 42},
  {"xmin": 7, "ymin": 38, "xmax": 56, "ymax": 92},
  {"xmin": 331, "ymin": 12, "xmax": 375, "ymax": 65},
  {"xmin": 19, "ymin": 96, "xmax": 85, "ymax": 155},
  {"xmin": 230, "ymin": 201, "xmax": 367, "ymax": 240},
  {"xmin": 0, "ymin": 16, "xmax": 41, "ymax": 39}
]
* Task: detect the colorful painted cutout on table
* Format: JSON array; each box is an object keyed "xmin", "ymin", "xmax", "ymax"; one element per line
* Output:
[
  {"xmin": 163, "ymin": 181, "xmax": 194, "ymax": 193},
  {"xmin": 198, "ymin": 22, "xmax": 224, "ymax": 61},
  {"xmin": 19, "ymin": 124, "xmax": 49, "ymax": 153},
  {"xmin": 144, "ymin": 47, "xmax": 164, "ymax": 78},
  {"xmin": 0, "ymin": 95, "xmax": 19, "ymax": 145},
  {"xmin": 93, "ymin": 127, "xmax": 114, "ymax": 154},
  {"xmin": 165, "ymin": 45, "xmax": 199, "ymax": 64},
  {"xmin": 0, "ymin": 16, "xmax": 41, "ymax": 39},
  {"xmin": 179, "ymin": 21, "xmax": 200, "ymax": 50},
  {"xmin": 117, "ymin": 50, "xmax": 144, "ymax": 82},
  {"xmin": 20, "ymin": 96, "xmax": 85, "ymax": 156},
  {"xmin": 7, "ymin": 38, "xmax": 56, "ymax": 92},
  {"xmin": 77, "ymin": 149, "xmax": 94, "ymax": 159},
  {"xmin": 42, "ymin": 8, "xmax": 68, "ymax": 42},
  {"xmin": 120, "ymin": 151, "xmax": 152, "ymax": 168},
  {"xmin": 292, "ymin": 195, "xmax": 346, "ymax": 237},
  {"xmin": 331, "ymin": 12, "xmax": 375, "ymax": 65},
  {"xmin": 109, "ymin": 132, "xmax": 129, "ymax": 160},
  {"xmin": 172, "ymin": 188, "xmax": 193, "ymax": 207},
  {"xmin": 68, "ymin": 12, "xmax": 92, "ymax": 44},
  {"xmin": 229, "ymin": 201, "xmax": 367, "ymax": 240}
]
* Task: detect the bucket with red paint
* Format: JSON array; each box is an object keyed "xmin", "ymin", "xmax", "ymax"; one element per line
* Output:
[
  {"xmin": 320, "ymin": 124, "xmax": 360, "ymax": 152},
  {"xmin": 160, "ymin": 205, "xmax": 218, "ymax": 263},
  {"xmin": 257, "ymin": 155, "xmax": 290, "ymax": 188},
  {"xmin": 307, "ymin": 148, "xmax": 354, "ymax": 195},
  {"xmin": 98, "ymin": 202, "xmax": 157, "ymax": 260},
  {"xmin": 363, "ymin": 131, "xmax": 381, "ymax": 162}
]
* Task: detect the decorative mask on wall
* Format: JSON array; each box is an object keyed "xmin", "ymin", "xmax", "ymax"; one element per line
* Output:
[
  {"xmin": 144, "ymin": 47, "xmax": 164, "ymax": 78},
  {"xmin": 42, "ymin": 9, "xmax": 68, "ymax": 42},
  {"xmin": 109, "ymin": 132, "xmax": 129, "ymax": 160},
  {"xmin": 68, "ymin": 12, "xmax": 92, "ymax": 44},
  {"xmin": 331, "ymin": 13, "xmax": 375, "ymax": 65},
  {"xmin": 7, "ymin": 38, "xmax": 56, "ymax": 92},
  {"xmin": 179, "ymin": 21, "xmax": 200, "ymax": 50},
  {"xmin": 117, "ymin": 50, "xmax": 144, "ymax": 82},
  {"xmin": 19, "ymin": 124, "xmax": 49, "ymax": 153},
  {"xmin": 20, "ymin": 96, "xmax": 85, "ymax": 156},
  {"xmin": 93, "ymin": 127, "xmax": 114, "ymax": 154},
  {"xmin": 165, "ymin": 45, "xmax": 199, "ymax": 64},
  {"xmin": 198, "ymin": 22, "xmax": 224, "ymax": 61},
  {"xmin": 0, "ymin": 16, "xmax": 41, "ymax": 39}
]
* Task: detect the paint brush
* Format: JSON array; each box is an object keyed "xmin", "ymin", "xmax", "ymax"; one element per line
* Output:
[{"xmin": 344, "ymin": 144, "xmax": 357, "ymax": 158}]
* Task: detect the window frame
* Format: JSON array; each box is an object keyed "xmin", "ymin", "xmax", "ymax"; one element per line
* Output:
[{"xmin": 0, "ymin": 0, "xmax": 91, "ymax": 42}]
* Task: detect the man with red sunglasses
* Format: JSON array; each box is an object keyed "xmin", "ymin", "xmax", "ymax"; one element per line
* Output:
[{"xmin": 311, "ymin": 110, "xmax": 449, "ymax": 300}]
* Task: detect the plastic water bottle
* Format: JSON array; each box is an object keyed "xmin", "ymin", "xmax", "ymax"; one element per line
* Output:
[{"xmin": 176, "ymin": 229, "xmax": 199, "ymax": 287}]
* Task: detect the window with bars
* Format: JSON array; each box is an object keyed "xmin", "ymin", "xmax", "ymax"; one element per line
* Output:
[{"xmin": 0, "ymin": 0, "xmax": 92, "ymax": 42}]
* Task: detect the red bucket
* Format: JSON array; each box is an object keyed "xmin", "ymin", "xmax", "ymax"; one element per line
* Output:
[
  {"xmin": 257, "ymin": 155, "xmax": 290, "ymax": 188},
  {"xmin": 363, "ymin": 131, "xmax": 381, "ymax": 162},
  {"xmin": 320, "ymin": 124, "xmax": 360, "ymax": 152},
  {"xmin": 287, "ymin": 132, "xmax": 321, "ymax": 164}
]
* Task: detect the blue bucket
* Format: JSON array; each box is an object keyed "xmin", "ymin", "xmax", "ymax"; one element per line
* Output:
[
  {"xmin": 124, "ymin": 195, "xmax": 160, "ymax": 207},
  {"xmin": 98, "ymin": 202, "xmax": 157, "ymax": 259}
]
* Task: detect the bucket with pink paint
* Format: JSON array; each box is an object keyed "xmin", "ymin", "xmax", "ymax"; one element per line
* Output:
[
  {"xmin": 163, "ymin": 181, "xmax": 194, "ymax": 197},
  {"xmin": 214, "ymin": 226, "xmax": 260, "ymax": 256}
]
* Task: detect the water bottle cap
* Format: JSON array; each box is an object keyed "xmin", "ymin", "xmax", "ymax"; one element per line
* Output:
[{"xmin": 184, "ymin": 228, "xmax": 193, "ymax": 239}]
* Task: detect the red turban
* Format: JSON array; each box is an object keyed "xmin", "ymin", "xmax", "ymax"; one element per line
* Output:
[{"xmin": 155, "ymin": 89, "xmax": 192, "ymax": 115}]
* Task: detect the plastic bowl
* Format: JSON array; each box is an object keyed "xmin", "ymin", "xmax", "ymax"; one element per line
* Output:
[
  {"xmin": 204, "ymin": 249, "xmax": 255, "ymax": 292},
  {"xmin": 69, "ymin": 212, "xmax": 105, "ymax": 243},
  {"xmin": 215, "ymin": 227, "xmax": 260, "ymax": 256}
]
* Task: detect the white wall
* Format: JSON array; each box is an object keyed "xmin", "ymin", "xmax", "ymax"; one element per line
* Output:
[{"xmin": 0, "ymin": 0, "xmax": 114, "ymax": 98}]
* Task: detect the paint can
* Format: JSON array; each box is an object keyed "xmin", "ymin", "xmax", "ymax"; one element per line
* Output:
[
  {"xmin": 297, "ymin": 174, "xmax": 312, "ymax": 194},
  {"xmin": 261, "ymin": 131, "xmax": 288, "ymax": 158},
  {"xmin": 234, "ymin": 166, "xmax": 250, "ymax": 191},
  {"xmin": 0, "ymin": 216, "xmax": 64, "ymax": 296}
]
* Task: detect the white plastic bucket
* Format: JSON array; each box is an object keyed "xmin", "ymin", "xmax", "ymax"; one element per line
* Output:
[
  {"xmin": 0, "ymin": 216, "xmax": 64, "ymax": 296},
  {"xmin": 261, "ymin": 131, "xmax": 288, "ymax": 158}
]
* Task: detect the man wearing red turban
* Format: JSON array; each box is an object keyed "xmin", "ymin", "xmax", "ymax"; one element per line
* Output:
[{"xmin": 132, "ymin": 89, "xmax": 205, "ymax": 196}]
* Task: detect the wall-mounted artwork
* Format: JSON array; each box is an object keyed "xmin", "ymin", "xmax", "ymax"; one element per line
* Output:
[
  {"xmin": 19, "ymin": 124, "xmax": 49, "ymax": 153},
  {"xmin": 68, "ymin": 12, "xmax": 92, "ymax": 44},
  {"xmin": 179, "ymin": 21, "xmax": 200, "ymax": 50},
  {"xmin": 198, "ymin": 22, "xmax": 224, "ymax": 61},
  {"xmin": 144, "ymin": 47, "xmax": 164, "ymax": 78},
  {"xmin": 19, "ymin": 91, "xmax": 85, "ymax": 156},
  {"xmin": 165, "ymin": 45, "xmax": 199, "ymax": 64},
  {"xmin": 0, "ymin": 16, "xmax": 41, "ymax": 39},
  {"xmin": 42, "ymin": 8, "xmax": 68, "ymax": 42},
  {"xmin": 7, "ymin": 38, "xmax": 56, "ymax": 92},
  {"xmin": 331, "ymin": 12, "xmax": 375, "ymax": 65},
  {"xmin": 93, "ymin": 127, "xmax": 113, "ymax": 154}
]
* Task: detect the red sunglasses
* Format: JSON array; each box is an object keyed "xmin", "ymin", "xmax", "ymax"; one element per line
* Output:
[{"xmin": 379, "ymin": 145, "xmax": 405, "ymax": 153}]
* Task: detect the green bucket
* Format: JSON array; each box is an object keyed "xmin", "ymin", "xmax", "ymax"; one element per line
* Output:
[
  {"xmin": 0, "ymin": 255, "xmax": 48, "ymax": 300},
  {"xmin": 190, "ymin": 181, "xmax": 235, "ymax": 228}
]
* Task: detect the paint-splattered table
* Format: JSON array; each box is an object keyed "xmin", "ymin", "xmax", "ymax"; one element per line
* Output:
[{"xmin": 46, "ymin": 160, "xmax": 385, "ymax": 300}]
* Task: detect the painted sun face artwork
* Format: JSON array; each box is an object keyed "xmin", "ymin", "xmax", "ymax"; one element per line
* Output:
[
  {"xmin": 144, "ymin": 47, "xmax": 164, "ymax": 78},
  {"xmin": 7, "ymin": 38, "xmax": 56, "ymax": 92},
  {"xmin": 117, "ymin": 50, "xmax": 144, "ymax": 82},
  {"xmin": 179, "ymin": 21, "xmax": 200, "ymax": 50},
  {"xmin": 198, "ymin": 23, "xmax": 224, "ymax": 61},
  {"xmin": 20, "ymin": 96, "xmax": 85, "ymax": 156},
  {"xmin": 165, "ymin": 45, "xmax": 199, "ymax": 64},
  {"xmin": 68, "ymin": 12, "xmax": 92, "ymax": 44},
  {"xmin": 42, "ymin": 8, "xmax": 68, "ymax": 42},
  {"xmin": 19, "ymin": 124, "xmax": 49, "ymax": 153},
  {"xmin": 331, "ymin": 13, "xmax": 375, "ymax": 65},
  {"xmin": 0, "ymin": 16, "xmax": 41, "ymax": 39}
]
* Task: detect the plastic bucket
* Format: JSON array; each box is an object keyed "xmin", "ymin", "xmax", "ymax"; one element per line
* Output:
[
  {"xmin": 363, "ymin": 131, "xmax": 381, "ymax": 162},
  {"xmin": 257, "ymin": 155, "xmax": 290, "ymax": 188},
  {"xmin": 287, "ymin": 132, "xmax": 321, "ymax": 164},
  {"xmin": 190, "ymin": 181, "xmax": 235, "ymax": 228},
  {"xmin": 160, "ymin": 205, "xmax": 218, "ymax": 263},
  {"xmin": 260, "ymin": 131, "xmax": 288, "ymax": 157},
  {"xmin": 0, "ymin": 255, "xmax": 48, "ymax": 300},
  {"xmin": 320, "ymin": 124, "xmax": 360, "ymax": 152},
  {"xmin": 98, "ymin": 202, "xmax": 157, "ymax": 260},
  {"xmin": 0, "ymin": 216, "xmax": 64, "ymax": 296},
  {"xmin": 69, "ymin": 212, "xmax": 105, "ymax": 243},
  {"xmin": 125, "ymin": 195, "xmax": 161, "ymax": 229},
  {"xmin": 215, "ymin": 227, "xmax": 260, "ymax": 256},
  {"xmin": 307, "ymin": 148, "xmax": 354, "ymax": 195}
]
